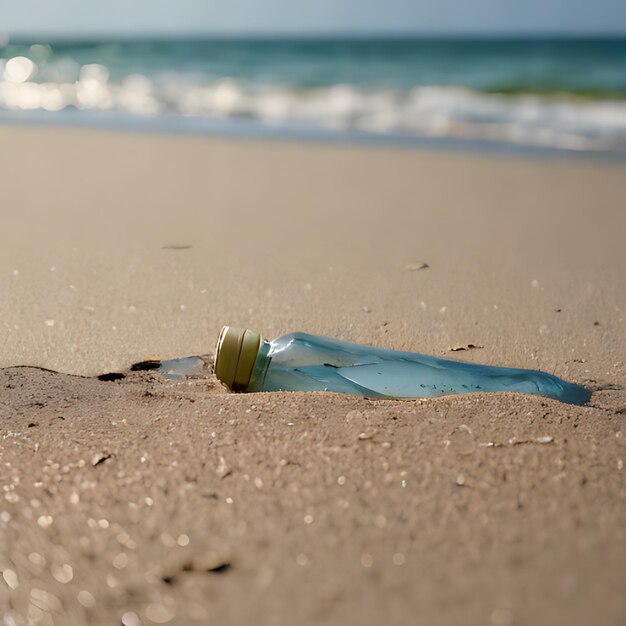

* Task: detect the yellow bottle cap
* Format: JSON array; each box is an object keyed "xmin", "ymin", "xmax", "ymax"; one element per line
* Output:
[{"xmin": 214, "ymin": 326, "xmax": 262, "ymax": 391}]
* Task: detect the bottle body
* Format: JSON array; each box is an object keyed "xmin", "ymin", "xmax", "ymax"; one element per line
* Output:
[{"xmin": 247, "ymin": 332, "xmax": 590, "ymax": 405}]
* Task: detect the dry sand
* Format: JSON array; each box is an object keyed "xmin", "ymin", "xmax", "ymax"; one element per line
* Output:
[{"xmin": 0, "ymin": 125, "xmax": 625, "ymax": 625}]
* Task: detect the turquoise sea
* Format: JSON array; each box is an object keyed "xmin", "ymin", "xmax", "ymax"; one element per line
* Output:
[{"xmin": 1, "ymin": 37, "xmax": 625, "ymax": 154}]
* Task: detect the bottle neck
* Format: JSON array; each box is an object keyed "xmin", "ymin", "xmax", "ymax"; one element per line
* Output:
[{"xmin": 247, "ymin": 340, "xmax": 271, "ymax": 391}]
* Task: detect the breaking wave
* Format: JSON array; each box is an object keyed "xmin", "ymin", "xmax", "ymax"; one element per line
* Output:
[{"xmin": 1, "ymin": 55, "xmax": 626, "ymax": 151}]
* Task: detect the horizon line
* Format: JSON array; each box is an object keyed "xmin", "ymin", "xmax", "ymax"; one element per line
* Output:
[{"xmin": 4, "ymin": 30, "xmax": 626, "ymax": 43}]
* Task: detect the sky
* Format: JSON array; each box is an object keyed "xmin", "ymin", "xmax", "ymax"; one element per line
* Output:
[{"xmin": 2, "ymin": 0, "xmax": 626, "ymax": 37}]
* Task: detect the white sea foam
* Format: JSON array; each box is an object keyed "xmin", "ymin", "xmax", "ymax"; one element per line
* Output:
[{"xmin": 1, "ymin": 62, "xmax": 626, "ymax": 151}]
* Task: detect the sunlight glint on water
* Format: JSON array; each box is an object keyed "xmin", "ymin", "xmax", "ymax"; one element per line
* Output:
[{"xmin": 1, "ymin": 38, "xmax": 626, "ymax": 151}]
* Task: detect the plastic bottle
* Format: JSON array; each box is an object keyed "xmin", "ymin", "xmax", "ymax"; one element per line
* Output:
[{"xmin": 214, "ymin": 326, "xmax": 590, "ymax": 405}]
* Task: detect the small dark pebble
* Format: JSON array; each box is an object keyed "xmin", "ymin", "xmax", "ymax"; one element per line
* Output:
[
  {"xmin": 161, "ymin": 560, "xmax": 231, "ymax": 587},
  {"xmin": 450, "ymin": 344, "xmax": 483, "ymax": 352},
  {"xmin": 92, "ymin": 453, "xmax": 112, "ymax": 467},
  {"xmin": 207, "ymin": 562, "xmax": 231, "ymax": 574}
]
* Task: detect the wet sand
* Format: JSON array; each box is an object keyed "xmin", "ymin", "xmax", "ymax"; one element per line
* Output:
[{"xmin": 1, "ymin": 125, "xmax": 625, "ymax": 625}]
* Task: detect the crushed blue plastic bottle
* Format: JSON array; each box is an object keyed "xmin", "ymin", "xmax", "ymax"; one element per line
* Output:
[{"xmin": 246, "ymin": 332, "xmax": 590, "ymax": 405}]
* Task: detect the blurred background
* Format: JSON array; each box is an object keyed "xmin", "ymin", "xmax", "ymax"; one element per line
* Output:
[{"xmin": 1, "ymin": 0, "xmax": 625, "ymax": 154}]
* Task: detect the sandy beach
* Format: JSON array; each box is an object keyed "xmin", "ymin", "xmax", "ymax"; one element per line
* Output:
[{"xmin": 1, "ymin": 125, "xmax": 625, "ymax": 625}]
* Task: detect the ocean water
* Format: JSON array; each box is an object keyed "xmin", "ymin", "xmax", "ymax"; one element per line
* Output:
[{"xmin": 1, "ymin": 37, "xmax": 626, "ymax": 154}]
